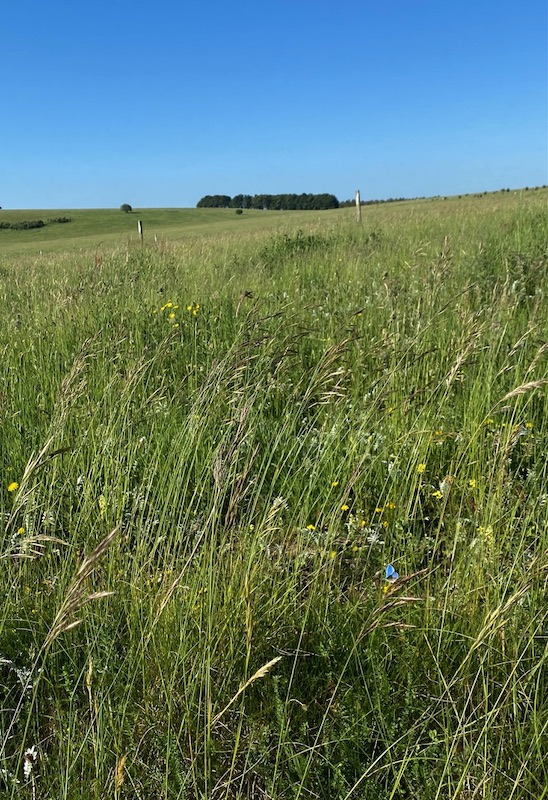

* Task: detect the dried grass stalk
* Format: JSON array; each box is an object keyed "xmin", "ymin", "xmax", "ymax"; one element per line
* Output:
[
  {"xmin": 499, "ymin": 379, "xmax": 547, "ymax": 403},
  {"xmin": 212, "ymin": 656, "xmax": 282, "ymax": 726},
  {"xmin": 44, "ymin": 526, "xmax": 119, "ymax": 648}
]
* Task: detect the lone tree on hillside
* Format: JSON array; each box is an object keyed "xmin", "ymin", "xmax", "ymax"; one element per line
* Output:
[{"xmin": 120, "ymin": 203, "xmax": 133, "ymax": 213}]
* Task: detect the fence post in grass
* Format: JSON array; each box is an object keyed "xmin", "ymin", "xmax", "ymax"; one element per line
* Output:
[
  {"xmin": 355, "ymin": 190, "xmax": 362, "ymax": 223},
  {"xmin": 138, "ymin": 220, "xmax": 144, "ymax": 247}
]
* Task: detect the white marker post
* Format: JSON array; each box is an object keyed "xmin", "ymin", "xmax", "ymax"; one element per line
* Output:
[
  {"xmin": 355, "ymin": 190, "xmax": 362, "ymax": 223},
  {"xmin": 138, "ymin": 220, "xmax": 143, "ymax": 246}
]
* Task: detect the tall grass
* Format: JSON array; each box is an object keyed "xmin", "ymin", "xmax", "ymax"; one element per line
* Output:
[{"xmin": 0, "ymin": 193, "xmax": 547, "ymax": 798}]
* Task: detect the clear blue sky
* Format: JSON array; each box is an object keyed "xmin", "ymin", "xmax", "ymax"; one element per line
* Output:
[{"xmin": 2, "ymin": 0, "xmax": 547, "ymax": 208}]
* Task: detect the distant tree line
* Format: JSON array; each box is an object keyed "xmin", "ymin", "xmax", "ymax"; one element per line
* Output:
[
  {"xmin": 0, "ymin": 217, "xmax": 71, "ymax": 231},
  {"xmin": 196, "ymin": 193, "xmax": 340, "ymax": 210},
  {"xmin": 339, "ymin": 196, "xmax": 419, "ymax": 207}
]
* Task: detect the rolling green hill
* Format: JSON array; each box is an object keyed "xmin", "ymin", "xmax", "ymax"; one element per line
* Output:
[
  {"xmin": 0, "ymin": 188, "xmax": 546, "ymax": 256},
  {"xmin": 0, "ymin": 206, "xmax": 343, "ymax": 254}
]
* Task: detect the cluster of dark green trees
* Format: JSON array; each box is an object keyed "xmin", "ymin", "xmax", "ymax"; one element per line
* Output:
[{"xmin": 196, "ymin": 193, "xmax": 339, "ymax": 210}]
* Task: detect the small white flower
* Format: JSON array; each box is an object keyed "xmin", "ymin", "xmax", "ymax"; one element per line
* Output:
[
  {"xmin": 15, "ymin": 665, "xmax": 33, "ymax": 690},
  {"xmin": 439, "ymin": 479, "xmax": 449, "ymax": 496},
  {"xmin": 366, "ymin": 530, "xmax": 384, "ymax": 546},
  {"xmin": 23, "ymin": 745, "xmax": 38, "ymax": 780},
  {"xmin": 41, "ymin": 510, "xmax": 55, "ymax": 526}
]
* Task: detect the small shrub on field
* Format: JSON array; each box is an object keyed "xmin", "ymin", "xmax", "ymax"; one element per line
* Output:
[
  {"xmin": 259, "ymin": 228, "xmax": 329, "ymax": 262},
  {"xmin": 0, "ymin": 219, "xmax": 45, "ymax": 230}
]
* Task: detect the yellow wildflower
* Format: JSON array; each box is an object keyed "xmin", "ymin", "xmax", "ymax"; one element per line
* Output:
[
  {"xmin": 417, "ymin": 463, "xmax": 427, "ymax": 474},
  {"xmin": 478, "ymin": 525, "xmax": 495, "ymax": 554},
  {"xmin": 468, "ymin": 479, "xmax": 477, "ymax": 489},
  {"xmin": 7, "ymin": 482, "xmax": 19, "ymax": 492},
  {"xmin": 306, "ymin": 524, "xmax": 316, "ymax": 531},
  {"xmin": 341, "ymin": 504, "xmax": 350, "ymax": 512}
]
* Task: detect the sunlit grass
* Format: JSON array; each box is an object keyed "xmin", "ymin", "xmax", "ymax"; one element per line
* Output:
[{"xmin": 0, "ymin": 191, "xmax": 546, "ymax": 798}]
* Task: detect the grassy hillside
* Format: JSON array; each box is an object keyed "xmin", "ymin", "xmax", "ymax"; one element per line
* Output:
[
  {"xmin": 0, "ymin": 206, "xmax": 342, "ymax": 254},
  {"xmin": 0, "ymin": 189, "xmax": 546, "ymax": 799},
  {"xmin": 0, "ymin": 187, "xmax": 546, "ymax": 254}
]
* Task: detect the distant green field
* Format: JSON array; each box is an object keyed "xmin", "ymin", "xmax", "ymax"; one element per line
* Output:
[
  {"xmin": 1, "ymin": 187, "xmax": 546, "ymax": 254},
  {"xmin": 0, "ymin": 206, "xmax": 343, "ymax": 254}
]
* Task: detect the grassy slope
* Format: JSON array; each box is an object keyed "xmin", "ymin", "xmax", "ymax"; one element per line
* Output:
[
  {"xmin": 1, "ymin": 187, "xmax": 546, "ymax": 254},
  {"xmin": 0, "ymin": 207, "xmax": 341, "ymax": 254},
  {"xmin": 0, "ymin": 189, "xmax": 546, "ymax": 799}
]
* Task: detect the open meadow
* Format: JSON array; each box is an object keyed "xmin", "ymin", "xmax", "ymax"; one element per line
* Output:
[{"xmin": 0, "ymin": 190, "xmax": 547, "ymax": 799}]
